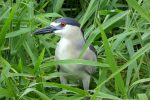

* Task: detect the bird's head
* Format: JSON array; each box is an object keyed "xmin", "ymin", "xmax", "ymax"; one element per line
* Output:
[{"xmin": 33, "ymin": 17, "xmax": 82, "ymax": 38}]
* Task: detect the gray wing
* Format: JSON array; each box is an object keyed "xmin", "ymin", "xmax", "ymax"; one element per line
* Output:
[
  {"xmin": 89, "ymin": 45, "xmax": 97, "ymax": 55},
  {"xmin": 83, "ymin": 46, "xmax": 97, "ymax": 74}
]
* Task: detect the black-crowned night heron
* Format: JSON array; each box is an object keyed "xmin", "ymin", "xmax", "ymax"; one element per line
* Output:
[{"xmin": 33, "ymin": 17, "xmax": 97, "ymax": 90}]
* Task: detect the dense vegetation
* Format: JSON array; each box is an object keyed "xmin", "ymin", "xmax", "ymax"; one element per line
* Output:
[{"xmin": 0, "ymin": 0, "xmax": 150, "ymax": 100}]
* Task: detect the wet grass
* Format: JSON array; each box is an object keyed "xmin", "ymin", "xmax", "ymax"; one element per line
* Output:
[{"xmin": 0, "ymin": 0, "xmax": 150, "ymax": 100}]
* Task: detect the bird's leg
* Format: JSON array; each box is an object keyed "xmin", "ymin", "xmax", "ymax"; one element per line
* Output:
[
  {"xmin": 82, "ymin": 74, "xmax": 91, "ymax": 90},
  {"xmin": 60, "ymin": 76, "xmax": 67, "ymax": 84},
  {"xmin": 60, "ymin": 76, "xmax": 68, "ymax": 96},
  {"xmin": 82, "ymin": 75, "xmax": 91, "ymax": 100}
]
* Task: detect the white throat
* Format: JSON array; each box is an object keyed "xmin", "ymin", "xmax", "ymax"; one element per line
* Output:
[{"xmin": 55, "ymin": 31, "xmax": 85, "ymax": 60}]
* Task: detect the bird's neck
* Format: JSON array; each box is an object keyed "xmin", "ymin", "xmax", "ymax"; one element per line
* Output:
[{"xmin": 59, "ymin": 36, "xmax": 85, "ymax": 49}]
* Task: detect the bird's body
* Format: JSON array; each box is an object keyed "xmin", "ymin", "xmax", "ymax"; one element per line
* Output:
[
  {"xmin": 55, "ymin": 37, "xmax": 84, "ymax": 60},
  {"xmin": 33, "ymin": 17, "xmax": 97, "ymax": 90},
  {"xmin": 55, "ymin": 36, "xmax": 96, "ymax": 74}
]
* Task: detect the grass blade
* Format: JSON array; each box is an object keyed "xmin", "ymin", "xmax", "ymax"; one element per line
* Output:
[
  {"xmin": 0, "ymin": 4, "xmax": 17, "ymax": 52},
  {"xmin": 127, "ymin": 0, "xmax": 150, "ymax": 21},
  {"xmin": 40, "ymin": 59, "xmax": 109, "ymax": 69},
  {"xmin": 42, "ymin": 82, "xmax": 89, "ymax": 96},
  {"xmin": 20, "ymin": 88, "xmax": 50, "ymax": 100},
  {"xmin": 95, "ymin": 18, "xmax": 125, "ymax": 96},
  {"xmin": 91, "ymin": 42, "xmax": 150, "ymax": 99}
]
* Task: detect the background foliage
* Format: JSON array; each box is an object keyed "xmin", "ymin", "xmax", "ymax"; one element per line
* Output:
[{"xmin": 0, "ymin": 0, "xmax": 150, "ymax": 100}]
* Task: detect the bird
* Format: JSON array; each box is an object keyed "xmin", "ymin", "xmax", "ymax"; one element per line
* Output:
[{"xmin": 33, "ymin": 17, "xmax": 97, "ymax": 91}]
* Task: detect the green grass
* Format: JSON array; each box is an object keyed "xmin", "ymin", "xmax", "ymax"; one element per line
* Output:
[{"xmin": 0, "ymin": 0, "xmax": 150, "ymax": 100}]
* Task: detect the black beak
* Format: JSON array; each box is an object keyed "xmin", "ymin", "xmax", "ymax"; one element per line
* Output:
[{"xmin": 33, "ymin": 25, "xmax": 59, "ymax": 35}]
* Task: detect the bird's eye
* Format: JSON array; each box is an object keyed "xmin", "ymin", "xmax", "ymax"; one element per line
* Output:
[{"xmin": 60, "ymin": 22, "xmax": 66, "ymax": 27}]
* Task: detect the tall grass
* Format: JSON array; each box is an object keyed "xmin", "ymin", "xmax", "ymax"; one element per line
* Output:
[{"xmin": 0, "ymin": 0, "xmax": 150, "ymax": 100}]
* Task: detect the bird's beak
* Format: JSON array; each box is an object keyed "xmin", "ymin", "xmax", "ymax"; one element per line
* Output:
[{"xmin": 33, "ymin": 25, "xmax": 60, "ymax": 35}]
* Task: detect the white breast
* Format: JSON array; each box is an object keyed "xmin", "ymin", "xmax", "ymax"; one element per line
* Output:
[
  {"xmin": 55, "ymin": 38, "xmax": 80, "ymax": 60},
  {"xmin": 55, "ymin": 38, "xmax": 97, "ymax": 74}
]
